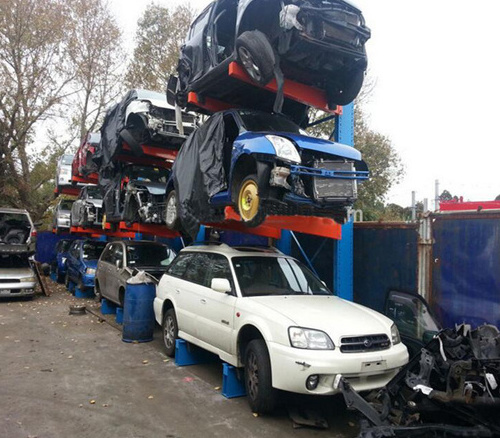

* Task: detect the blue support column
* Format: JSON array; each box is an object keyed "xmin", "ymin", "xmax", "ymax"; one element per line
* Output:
[
  {"xmin": 276, "ymin": 229, "xmax": 292, "ymax": 255},
  {"xmin": 196, "ymin": 225, "xmax": 206, "ymax": 242},
  {"xmin": 333, "ymin": 102, "xmax": 354, "ymax": 301},
  {"xmin": 96, "ymin": 235, "xmax": 107, "ymax": 242}
]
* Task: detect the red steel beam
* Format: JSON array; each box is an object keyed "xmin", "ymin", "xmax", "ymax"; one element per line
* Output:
[
  {"xmin": 117, "ymin": 221, "xmax": 180, "ymax": 239},
  {"xmin": 187, "ymin": 92, "xmax": 238, "ymax": 113},
  {"xmin": 54, "ymin": 186, "xmax": 80, "ymax": 197},
  {"xmin": 71, "ymin": 174, "xmax": 98, "ymax": 185}
]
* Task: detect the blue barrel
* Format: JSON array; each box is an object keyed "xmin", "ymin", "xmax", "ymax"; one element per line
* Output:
[{"xmin": 122, "ymin": 282, "xmax": 156, "ymax": 343}]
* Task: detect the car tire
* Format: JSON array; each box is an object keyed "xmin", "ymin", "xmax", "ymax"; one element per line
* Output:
[
  {"xmin": 326, "ymin": 68, "xmax": 365, "ymax": 107},
  {"xmin": 94, "ymin": 281, "xmax": 102, "ymax": 301},
  {"xmin": 244, "ymin": 339, "xmax": 277, "ymax": 414},
  {"xmin": 162, "ymin": 308, "xmax": 178, "ymax": 358},
  {"xmin": 236, "ymin": 30, "xmax": 275, "ymax": 86},
  {"xmin": 165, "ymin": 190, "xmax": 181, "ymax": 230},
  {"xmin": 237, "ymin": 174, "xmax": 266, "ymax": 227}
]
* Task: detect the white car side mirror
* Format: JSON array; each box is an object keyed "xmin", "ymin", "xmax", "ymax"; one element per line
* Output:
[{"xmin": 211, "ymin": 278, "xmax": 231, "ymax": 294}]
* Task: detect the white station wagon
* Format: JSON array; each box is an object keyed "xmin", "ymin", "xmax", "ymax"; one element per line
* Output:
[{"xmin": 154, "ymin": 244, "xmax": 408, "ymax": 413}]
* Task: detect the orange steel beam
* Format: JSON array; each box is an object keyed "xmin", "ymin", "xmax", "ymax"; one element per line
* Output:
[
  {"xmin": 117, "ymin": 221, "xmax": 180, "ymax": 239},
  {"xmin": 224, "ymin": 207, "xmax": 341, "ymax": 240},
  {"xmin": 115, "ymin": 153, "xmax": 171, "ymax": 169},
  {"xmin": 71, "ymin": 174, "xmax": 98, "ymax": 185},
  {"xmin": 122, "ymin": 143, "xmax": 177, "ymax": 162},
  {"xmin": 188, "ymin": 92, "xmax": 238, "ymax": 113},
  {"xmin": 54, "ymin": 186, "xmax": 80, "ymax": 197},
  {"xmin": 228, "ymin": 62, "xmax": 342, "ymax": 115},
  {"xmin": 71, "ymin": 226, "xmax": 136, "ymax": 239}
]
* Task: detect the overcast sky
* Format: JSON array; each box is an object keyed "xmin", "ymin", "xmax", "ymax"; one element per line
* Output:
[{"xmin": 109, "ymin": 0, "xmax": 500, "ymax": 208}]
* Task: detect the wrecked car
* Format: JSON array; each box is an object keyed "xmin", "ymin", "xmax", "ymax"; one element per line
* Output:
[
  {"xmin": 56, "ymin": 154, "xmax": 74, "ymax": 190},
  {"xmin": 50, "ymin": 238, "xmax": 75, "ymax": 283},
  {"xmin": 165, "ymin": 109, "xmax": 368, "ymax": 236},
  {"xmin": 71, "ymin": 185, "xmax": 103, "ymax": 228},
  {"xmin": 103, "ymin": 164, "xmax": 170, "ymax": 226},
  {"xmin": 52, "ymin": 198, "xmax": 74, "ymax": 233},
  {"xmin": 337, "ymin": 323, "xmax": 500, "ymax": 437},
  {"xmin": 94, "ymin": 89, "xmax": 196, "ymax": 175},
  {"xmin": 0, "ymin": 254, "xmax": 36, "ymax": 299},
  {"xmin": 72, "ymin": 132, "xmax": 101, "ymax": 179},
  {"xmin": 0, "ymin": 208, "xmax": 36, "ymax": 255},
  {"xmin": 171, "ymin": 0, "xmax": 370, "ymax": 114}
]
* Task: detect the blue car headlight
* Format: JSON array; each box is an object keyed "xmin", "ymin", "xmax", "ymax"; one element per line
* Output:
[
  {"xmin": 266, "ymin": 135, "xmax": 301, "ymax": 164},
  {"xmin": 86, "ymin": 268, "xmax": 96, "ymax": 275}
]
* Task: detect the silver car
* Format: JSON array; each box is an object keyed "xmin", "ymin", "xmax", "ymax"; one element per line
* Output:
[
  {"xmin": 56, "ymin": 154, "xmax": 74, "ymax": 189},
  {"xmin": 95, "ymin": 241, "xmax": 176, "ymax": 306},
  {"xmin": 71, "ymin": 185, "xmax": 103, "ymax": 227},
  {"xmin": 53, "ymin": 199, "xmax": 74, "ymax": 233},
  {"xmin": 0, "ymin": 208, "xmax": 36, "ymax": 255},
  {"xmin": 0, "ymin": 254, "xmax": 37, "ymax": 299}
]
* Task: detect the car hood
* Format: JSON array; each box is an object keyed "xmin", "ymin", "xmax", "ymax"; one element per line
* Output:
[
  {"xmin": 0, "ymin": 267, "xmax": 33, "ymax": 279},
  {"xmin": 273, "ymin": 132, "xmax": 362, "ymax": 161},
  {"xmin": 86, "ymin": 199, "xmax": 103, "ymax": 208},
  {"xmin": 129, "ymin": 180, "xmax": 167, "ymax": 195},
  {"xmin": 250, "ymin": 295, "xmax": 392, "ymax": 342}
]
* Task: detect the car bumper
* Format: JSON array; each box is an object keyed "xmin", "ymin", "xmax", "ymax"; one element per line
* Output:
[
  {"xmin": 58, "ymin": 176, "xmax": 72, "ymax": 186},
  {"xmin": 0, "ymin": 281, "xmax": 36, "ymax": 297},
  {"xmin": 268, "ymin": 341, "xmax": 408, "ymax": 395},
  {"xmin": 56, "ymin": 217, "xmax": 71, "ymax": 228}
]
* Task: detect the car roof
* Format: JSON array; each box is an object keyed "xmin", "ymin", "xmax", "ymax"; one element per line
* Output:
[
  {"xmin": 116, "ymin": 240, "xmax": 167, "ymax": 247},
  {"xmin": 0, "ymin": 207, "xmax": 30, "ymax": 215},
  {"xmin": 180, "ymin": 243, "xmax": 285, "ymax": 258}
]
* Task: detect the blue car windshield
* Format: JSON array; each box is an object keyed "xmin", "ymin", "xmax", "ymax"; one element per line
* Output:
[
  {"xmin": 237, "ymin": 110, "xmax": 302, "ymax": 134},
  {"xmin": 232, "ymin": 256, "xmax": 332, "ymax": 297},
  {"xmin": 82, "ymin": 242, "xmax": 106, "ymax": 260}
]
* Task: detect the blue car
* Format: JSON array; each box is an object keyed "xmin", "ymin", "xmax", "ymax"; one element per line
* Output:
[
  {"xmin": 50, "ymin": 238, "xmax": 75, "ymax": 283},
  {"xmin": 65, "ymin": 239, "xmax": 107, "ymax": 293},
  {"xmin": 164, "ymin": 109, "xmax": 368, "ymax": 232}
]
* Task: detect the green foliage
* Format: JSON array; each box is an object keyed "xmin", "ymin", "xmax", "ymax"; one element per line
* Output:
[{"xmin": 125, "ymin": 4, "xmax": 195, "ymax": 92}]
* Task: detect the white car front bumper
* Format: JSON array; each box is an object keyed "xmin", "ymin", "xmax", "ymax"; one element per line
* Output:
[
  {"xmin": 0, "ymin": 280, "xmax": 36, "ymax": 297},
  {"xmin": 268, "ymin": 341, "xmax": 409, "ymax": 395}
]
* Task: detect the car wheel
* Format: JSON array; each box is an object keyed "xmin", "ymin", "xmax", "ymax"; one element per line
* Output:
[
  {"xmin": 326, "ymin": 68, "xmax": 365, "ymax": 107},
  {"xmin": 244, "ymin": 339, "xmax": 277, "ymax": 414},
  {"xmin": 165, "ymin": 190, "xmax": 181, "ymax": 230},
  {"xmin": 237, "ymin": 174, "xmax": 266, "ymax": 227},
  {"xmin": 94, "ymin": 281, "xmax": 102, "ymax": 301},
  {"xmin": 236, "ymin": 30, "xmax": 275, "ymax": 86},
  {"xmin": 162, "ymin": 308, "xmax": 178, "ymax": 357}
]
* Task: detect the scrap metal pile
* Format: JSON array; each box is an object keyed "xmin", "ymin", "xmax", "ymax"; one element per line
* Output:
[{"xmin": 337, "ymin": 324, "xmax": 500, "ymax": 437}]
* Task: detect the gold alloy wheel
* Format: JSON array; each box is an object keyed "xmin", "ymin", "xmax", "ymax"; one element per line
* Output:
[{"xmin": 238, "ymin": 178, "xmax": 260, "ymax": 222}]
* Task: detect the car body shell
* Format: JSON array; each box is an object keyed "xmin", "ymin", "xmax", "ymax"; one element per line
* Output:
[
  {"xmin": 71, "ymin": 186, "xmax": 103, "ymax": 227},
  {"xmin": 0, "ymin": 208, "xmax": 36, "ymax": 255},
  {"xmin": 53, "ymin": 199, "xmax": 74, "ymax": 232},
  {"xmin": 72, "ymin": 132, "xmax": 100, "ymax": 178},
  {"xmin": 0, "ymin": 255, "xmax": 36, "ymax": 298},
  {"xmin": 154, "ymin": 244, "xmax": 408, "ymax": 395},
  {"xmin": 66, "ymin": 240, "xmax": 106, "ymax": 291},
  {"xmin": 50, "ymin": 239, "xmax": 74, "ymax": 280},
  {"xmin": 96, "ymin": 240, "xmax": 176, "ymax": 306},
  {"xmin": 56, "ymin": 154, "xmax": 74, "ymax": 188}
]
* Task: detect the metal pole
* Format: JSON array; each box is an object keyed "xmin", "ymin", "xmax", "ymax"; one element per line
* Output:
[
  {"xmin": 411, "ymin": 191, "xmax": 416, "ymax": 221},
  {"xmin": 435, "ymin": 179, "xmax": 440, "ymax": 211},
  {"xmin": 423, "ymin": 198, "xmax": 428, "ymax": 212}
]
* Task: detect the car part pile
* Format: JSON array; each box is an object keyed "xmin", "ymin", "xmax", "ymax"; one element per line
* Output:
[{"xmin": 337, "ymin": 324, "xmax": 500, "ymax": 437}]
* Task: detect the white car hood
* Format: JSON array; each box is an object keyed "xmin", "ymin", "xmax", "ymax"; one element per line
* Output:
[
  {"xmin": 250, "ymin": 295, "xmax": 392, "ymax": 342},
  {"xmin": 0, "ymin": 267, "xmax": 33, "ymax": 279}
]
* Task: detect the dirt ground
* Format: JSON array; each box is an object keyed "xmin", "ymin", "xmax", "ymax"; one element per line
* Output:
[{"xmin": 0, "ymin": 280, "xmax": 360, "ymax": 438}]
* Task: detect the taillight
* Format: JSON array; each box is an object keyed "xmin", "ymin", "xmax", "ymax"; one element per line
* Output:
[{"xmin": 31, "ymin": 230, "xmax": 37, "ymax": 237}]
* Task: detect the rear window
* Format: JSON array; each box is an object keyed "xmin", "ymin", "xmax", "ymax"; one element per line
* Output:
[
  {"xmin": 0, "ymin": 212, "xmax": 31, "ymax": 227},
  {"xmin": 126, "ymin": 244, "xmax": 175, "ymax": 267}
]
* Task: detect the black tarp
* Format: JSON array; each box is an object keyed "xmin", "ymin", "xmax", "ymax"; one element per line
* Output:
[{"xmin": 171, "ymin": 112, "xmax": 227, "ymax": 238}]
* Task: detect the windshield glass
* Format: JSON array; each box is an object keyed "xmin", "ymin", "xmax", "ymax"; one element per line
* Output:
[
  {"xmin": 61, "ymin": 155, "xmax": 73, "ymax": 165},
  {"xmin": 60, "ymin": 200, "xmax": 73, "ymax": 210},
  {"xmin": 135, "ymin": 89, "xmax": 167, "ymax": 102},
  {"xmin": 58, "ymin": 240, "xmax": 72, "ymax": 252},
  {"xmin": 126, "ymin": 244, "xmax": 175, "ymax": 267},
  {"xmin": 232, "ymin": 256, "xmax": 331, "ymax": 297},
  {"xmin": 82, "ymin": 242, "xmax": 106, "ymax": 260},
  {"xmin": 0, "ymin": 254, "xmax": 30, "ymax": 268},
  {"xmin": 126, "ymin": 165, "xmax": 169, "ymax": 183},
  {"xmin": 86, "ymin": 186, "xmax": 102, "ymax": 200},
  {"xmin": 237, "ymin": 110, "xmax": 302, "ymax": 134}
]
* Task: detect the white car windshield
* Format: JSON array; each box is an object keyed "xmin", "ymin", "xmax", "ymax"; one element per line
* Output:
[{"xmin": 232, "ymin": 256, "xmax": 331, "ymax": 297}]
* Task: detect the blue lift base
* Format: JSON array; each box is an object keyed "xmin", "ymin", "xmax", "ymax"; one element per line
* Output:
[
  {"xmin": 222, "ymin": 363, "xmax": 246, "ymax": 398},
  {"xmin": 101, "ymin": 298, "xmax": 117, "ymax": 315},
  {"xmin": 115, "ymin": 307, "xmax": 124, "ymax": 324},
  {"xmin": 50, "ymin": 272, "xmax": 57, "ymax": 282},
  {"xmin": 75, "ymin": 287, "xmax": 94, "ymax": 299},
  {"xmin": 175, "ymin": 339, "xmax": 218, "ymax": 366},
  {"xmin": 67, "ymin": 281, "xmax": 75, "ymax": 294}
]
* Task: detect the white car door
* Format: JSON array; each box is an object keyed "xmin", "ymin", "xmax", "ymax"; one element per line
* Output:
[{"xmin": 195, "ymin": 254, "xmax": 236, "ymax": 354}]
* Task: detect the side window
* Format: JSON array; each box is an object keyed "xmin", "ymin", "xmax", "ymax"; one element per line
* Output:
[
  {"xmin": 168, "ymin": 253, "xmax": 195, "ymax": 278},
  {"xmin": 101, "ymin": 245, "xmax": 113, "ymax": 263},
  {"xmin": 70, "ymin": 242, "xmax": 79, "ymax": 257},
  {"xmin": 207, "ymin": 254, "xmax": 233, "ymax": 291},
  {"xmin": 114, "ymin": 245, "xmax": 124, "ymax": 263},
  {"xmin": 189, "ymin": 6, "xmax": 212, "ymax": 39},
  {"xmin": 183, "ymin": 253, "xmax": 211, "ymax": 286}
]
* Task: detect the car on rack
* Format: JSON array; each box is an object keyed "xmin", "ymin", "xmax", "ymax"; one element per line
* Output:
[
  {"xmin": 0, "ymin": 254, "xmax": 37, "ymax": 299},
  {"xmin": 0, "ymin": 208, "xmax": 37, "ymax": 255},
  {"xmin": 72, "ymin": 132, "xmax": 101, "ymax": 179},
  {"xmin": 52, "ymin": 198, "xmax": 74, "ymax": 233},
  {"xmin": 50, "ymin": 238, "xmax": 75, "ymax": 283},
  {"xmin": 165, "ymin": 109, "xmax": 368, "ymax": 232},
  {"xmin": 95, "ymin": 240, "xmax": 176, "ymax": 306},
  {"xmin": 56, "ymin": 154, "xmax": 74, "ymax": 190},
  {"xmin": 170, "ymin": 0, "xmax": 370, "ymax": 114},
  {"xmin": 154, "ymin": 243, "xmax": 408, "ymax": 414},
  {"xmin": 71, "ymin": 185, "xmax": 103, "ymax": 228},
  {"xmin": 103, "ymin": 164, "xmax": 170, "ymax": 226},
  {"xmin": 65, "ymin": 239, "xmax": 107, "ymax": 294}
]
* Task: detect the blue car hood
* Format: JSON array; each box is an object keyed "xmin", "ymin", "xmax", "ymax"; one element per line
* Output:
[{"xmin": 274, "ymin": 132, "xmax": 362, "ymax": 161}]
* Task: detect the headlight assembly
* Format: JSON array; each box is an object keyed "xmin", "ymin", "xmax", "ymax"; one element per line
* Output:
[
  {"xmin": 266, "ymin": 135, "xmax": 301, "ymax": 164},
  {"xmin": 391, "ymin": 323, "xmax": 401, "ymax": 345},
  {"xmin": 86, "ymin": 268, "xmax": 96, "ymax": 275},
  {"xmin": 20, "ymin": 276, "xmax": 36, "ymax": 283},
  {"xmin": 288, "ymin": 327, "xmax": 335, "ymax": 350}
]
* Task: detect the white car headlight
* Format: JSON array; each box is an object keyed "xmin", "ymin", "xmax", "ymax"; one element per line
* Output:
[
  {"xmin": 288, "ymin": 327, "xmax": 335, "ymax": 350},
  {"xmin": 86, "ymin": 268, "xmax": 96, "ymax": 275},
  {"xmin": 20, "ymin": 276, "xmax": 36, "ymax": 282},
  {"xmin": 266, "ymin": 135, "xmax": 301, "ymax": 163},
  {"xmin": 391, "ymin": 323, "xmax": 401, "ymax": 345}
]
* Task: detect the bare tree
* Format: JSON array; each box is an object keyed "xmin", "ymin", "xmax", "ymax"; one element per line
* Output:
[{"xmin": 125, "ymin": 3, "xmax": 195, "ymax": 92}]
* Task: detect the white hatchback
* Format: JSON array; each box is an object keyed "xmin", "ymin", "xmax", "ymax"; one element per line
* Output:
[{"xmin": 154, "ymin": 244, "xmax": 408, "ymax": 413}]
